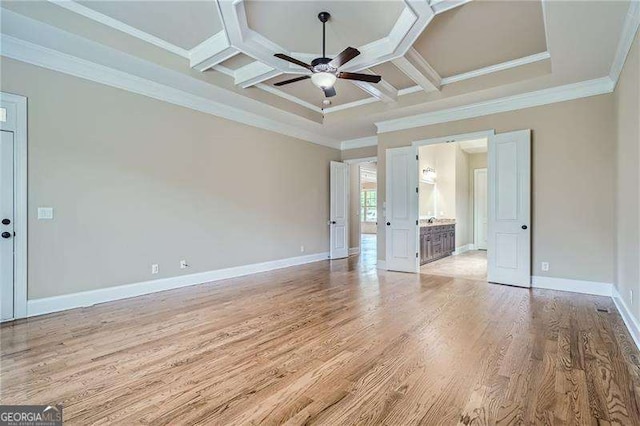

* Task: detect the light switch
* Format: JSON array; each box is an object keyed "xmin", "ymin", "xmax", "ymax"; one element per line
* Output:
[{"xmin": 37, "ymin": 207, "xmax": 54, "ymax": 220}]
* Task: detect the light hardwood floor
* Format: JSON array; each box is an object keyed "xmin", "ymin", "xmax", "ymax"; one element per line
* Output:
[{"xmin": 2, "ymin": 249, "xmax": 640, "ymax": 424}]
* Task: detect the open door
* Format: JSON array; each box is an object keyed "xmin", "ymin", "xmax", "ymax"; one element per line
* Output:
[
  {"xmin": 385, "ymin": 146, "xmax": 419, "ymax": 273},
  {"xmin": 487, "ymin": 130, "xmax": 531, "ymax": 287},
  {"xmin": 330, "ymin": 161, "xmax": 349, "ymax": 259}
]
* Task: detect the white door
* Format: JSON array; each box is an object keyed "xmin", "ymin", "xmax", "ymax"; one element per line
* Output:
[
  {"xmin": 0, "ymin": 130, "xmax": 14, "ymax": 321},
  {"xmin": 330, "ymin": 161, "xmax": 349, "ymax": 259},
  {"xmin": 385, "ymin": 146, "xmax": 419, "ymax": 273},
  {"xmin": 487, "ymin": 130, "xmax": 531, "ymax": 287},
  {"xmin": 474, "ymin": 168, "xmax": 488, "ymax": 250}
]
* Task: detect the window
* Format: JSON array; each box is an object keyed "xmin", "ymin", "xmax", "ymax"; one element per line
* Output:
[{"xmin": 361, "ymin": 190, "xmax": 377, "ymax": 222}]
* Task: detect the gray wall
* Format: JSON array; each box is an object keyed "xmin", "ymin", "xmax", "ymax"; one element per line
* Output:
[{"xmin": 1, "ymin": 58, "xmax": 340, "ymax": 299}]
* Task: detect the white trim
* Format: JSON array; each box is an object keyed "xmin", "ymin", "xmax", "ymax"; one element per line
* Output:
[
  {"xmin": 341, "ymin": 136, "xmax": 378, "ymax": 151},
  {"xmin": 323, "ymin": 97, "xmax": 379, "ymax": 114},
  {"xmin": 256, "ymin": 84, "xmax": 323, "ymax": 113},
  {"xmin": 189, "ymin": 31, "xmax": 239, "ymax": 71},
  {"xmin": 47, "ymin": 0, "xmax": 189, "ymax": 58},
  {"xmin": 609, "ymin": 1, "xmax": 640, "ymax": 85},
  {"xmin": 0, "ymin": 92, "xmax": 28, "ymax": 320},
  {"xmin": 612, "ymin": 287, "xmax": 640, "ymax": 350},
  {"xmin": 440, "ymin": 52, "xmax": 551, "ymax": 86},
  {"xmin": 452, "ymin": 244, "xmax": 474, "ymax": 255},
  {"xmin": 27, "ymin": 252, "xmax": 329, "ymax": 318},
  {"xmin": 1, "ymin": 34, "xmax": 339, "ymax": 148},
  {"xmin": 377, "ymin": 260, "xmax": 387, "ymax": 270},
  {"xmin": 413, "ymin": 130, "xmax": 494, "ymax": 147},
  {"xmin": 531, "ymin": 276, "xmax": 613, "ymax": 297},
  {"xmin": 349, "ymin": 247, "xmax": 361, "ymax": 256},
  {"xmin": 350, "ymin": 78, "xmax": 398, "ymax": 104},
  {"xmin": 376, "ymin": 77, "xmax": 615, "ymax": 133},
  {"xmin": 392, "ymin": 48, "xmax": 441, "ymax": 92},
  {"xmin": 344, "ymin": 156, "xmax": 377, "ymax": 164}
]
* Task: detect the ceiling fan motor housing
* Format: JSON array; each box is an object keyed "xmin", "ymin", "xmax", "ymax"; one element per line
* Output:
[{"xmin": 311, "ymin": 57, "xmax": 337, "ymax": 74}]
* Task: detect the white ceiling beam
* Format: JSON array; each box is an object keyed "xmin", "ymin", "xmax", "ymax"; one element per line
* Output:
[
  {"xmin": 430, "ymin": 0, "xmax": 473, "ymax": 15},
  {"xmin": 392, "ymin": 48, "xmax": 442, "ymax": 92},
  {"xmin": 234, "ymin": 61, "xmax": 283, "ymax": 88},
  {"xmin": 189, "ymin": 31, "xmax": 239, "ymax": 71},
  {"xmin": 350, "ymin": 77, "xmax": 398, "ymax": 104},
  {"xmin": 440, "ymin": 51, "xmax": 551, "ymax": 85}
]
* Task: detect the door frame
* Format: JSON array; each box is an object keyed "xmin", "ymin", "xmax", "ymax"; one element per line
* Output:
[
  {"xmin": 0, "ymin": 92, "xmax": 28, "ymax": 320},
  {"xmin": 473, "ymin": 168, "xmax": 488, "ymax": 250},
  {"xmin": 344, "ymin": 156, "xmax": 377, "ymax": 256},
  {"xmin": 412, "ymin": 130, "xmax": 495, "ymax": 269}
]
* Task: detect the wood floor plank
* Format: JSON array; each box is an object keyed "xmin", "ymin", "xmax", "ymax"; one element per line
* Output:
[{"xmin": 2, "ymin": 250, "xmax": 640, "ymax": 425}]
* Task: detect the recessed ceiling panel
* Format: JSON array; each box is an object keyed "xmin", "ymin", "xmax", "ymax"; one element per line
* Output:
[
  {"xmin": 265, "ymin": 74, "xmax": 371, "ymax": 107},
  {"xmin": 371, "ymin": 62, "xmax": 416, "ymax": 90},
  {"xmin": 77, "ymin": 1, "xmax": 222, "ymax": 49},
  {"xmin": 245, "ymin": 1, "xmax": 405, "ymax": 55},
  {"xmin": 414, "ymin": 0, "xmax": 547, "ymax": 77}
]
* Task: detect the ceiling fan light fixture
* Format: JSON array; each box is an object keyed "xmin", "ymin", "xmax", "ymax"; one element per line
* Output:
[{"xmin": 311, "ymin": 72, "xmax": 337, "ymax": 89}]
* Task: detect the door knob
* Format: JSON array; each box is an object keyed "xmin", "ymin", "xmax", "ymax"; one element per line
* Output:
[
  {"xmin": 1, "ymin": 232, "xmax": 11, "ymax": 239},
  {"xmin": 386, "ymin": 222, "xmax": 391, "ymax": 226},
  {"xmin": 521, "ymin": 225, "xmax": 528, "ymax": 230},
  {"xmin": 331, "ymin": 221, "xmax": 336, "ymax": 224},
  {"xmin": 1, "ymin": 219, "xmax": 9, "ymax": 225}
]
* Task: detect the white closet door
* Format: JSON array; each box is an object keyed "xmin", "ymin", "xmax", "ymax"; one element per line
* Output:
[
  {"xmin": 330, "ymin": 161, "xmax": 349, "ymax": 259},
  {"xmin": 0, "ymin": 130, "xmax": 15, "ymax": 321}
]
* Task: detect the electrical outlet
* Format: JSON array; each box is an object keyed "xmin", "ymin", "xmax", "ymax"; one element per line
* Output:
[
  {"xmin": 180, "ymin": 260, "xmax": 188, "ymax": 269},
  {"xmin": 151, "ymin": 264, "xmax": 159, "ymax": 274},
  {"xmin": 300, "ymin": 245, "xmax": 305, "ymax": 253},
  {"xmin": 541, "ymin": 262, "xmax": 549, "ymax": 272}
]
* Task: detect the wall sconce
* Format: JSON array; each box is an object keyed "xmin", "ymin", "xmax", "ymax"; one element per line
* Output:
[{"xmin": 421, "ymin": 167, "xmax": 437, "ymax": 184}]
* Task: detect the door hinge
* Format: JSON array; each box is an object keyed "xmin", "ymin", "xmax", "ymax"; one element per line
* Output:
[
  {"xmin": 416, "ymin": 220, "xmax": 418, "ymax": 225},
  {"xmin": 416, "ymin": 155, "xmax": 419, "ymax": 160},
  {"xmin": 416, "ymin": 252, "xmax": 419, "ymax": 258},
  {"xmin": 416, "ymin": 187, "xmax": 419, "ymax": 193}
]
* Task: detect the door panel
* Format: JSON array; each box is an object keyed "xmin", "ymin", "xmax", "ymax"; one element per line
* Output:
[
  {"xmin": 330, "ymin": 161, "xmax": 349, "ymax": 259},
  {"xmin": 488, "ymin": 130, "xmax": 531, "ymax": 287},
  {"xmin": 385, "ymin": 146, "xmax": 418, "ymax": 273},
  {"xmin": 474, "ymin": 168, "xmax": 488, "ymax": 250},
  {"xmin": 1, "ymin": 130, "xmax": 14, "ymax": 321}
]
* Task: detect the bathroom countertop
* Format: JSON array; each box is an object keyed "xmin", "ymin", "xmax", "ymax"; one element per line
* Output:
[{"xmin": 419, "ymin": 219, "xmax": 456, "ymax": 227}]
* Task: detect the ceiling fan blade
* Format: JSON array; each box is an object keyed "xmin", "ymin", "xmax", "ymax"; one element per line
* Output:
[
  {"xmin": 274, "ymin": 53, "xmax": 313, "ymax": 70},
  {"xmin": 329, "ymin": 47, "xmax": 360, "ymax": 68},
  {"xmin": 338, "ymin": 72, "xmax": 381, "ymax": 84},
  {"xmin": 274, "ymin": 75, "xmax": 311, "ymax": 86},
  {"xmin": 323, "ymin": 86, "xmax": 337, "ymax": 97}
]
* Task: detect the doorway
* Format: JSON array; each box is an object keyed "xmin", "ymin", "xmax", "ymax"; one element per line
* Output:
[
  {"xmin": 358, "ymin": 162, "xmax": 377, "ymax": 263},
  {"xmin": 0, "ymin": 92, "xmax": 27, "ymax": 321},
  {"xmin": 385, "ymin": 130, "xmax": 531, "ymax": 288},
  {"xmin": 417, "ymin": 137, "xmax": 488, "ymax": 281}
]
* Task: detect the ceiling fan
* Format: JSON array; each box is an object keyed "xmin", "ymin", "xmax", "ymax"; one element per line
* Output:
[{"xmin": 273, "ymin": 11, "xmax": 382, "ymax": 98}]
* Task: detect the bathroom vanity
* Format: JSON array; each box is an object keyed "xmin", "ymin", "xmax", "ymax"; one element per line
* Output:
[{"xmin": 419, "ymin": 221, "xmax": 455, "ymax": 265}]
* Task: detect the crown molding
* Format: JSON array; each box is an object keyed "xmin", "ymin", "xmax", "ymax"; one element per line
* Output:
[
  {"xmin": 609, "ymin": 0, "xmax": 640, "ymax": 86},
  {"xmin": 341, "ymin": 136, "xmax": 378, "ymax": 150},
  {"xmin": 255, "ymin": 83, "xmax": 323, "ymax": 113},
  {"xmin": 440, "ymin": 51, "xmax": 551, "ymax": 85},
  {"xmin": 0, "ymin": 34, "xmax": 339, "ymax": 148},
  {"xmin": 375, "ymin": 77, "xmax": 615, "ymax": 133},
  {"xmin": 47, "ymin": 0, "xmax": 190, "ymax": 58}
]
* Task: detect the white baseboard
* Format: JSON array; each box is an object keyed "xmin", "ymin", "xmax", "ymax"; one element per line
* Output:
[
  {"xmin": 612, "ymin": 287, "xmax": 640, "ymax": 350},
  {"xmin": 531, "ymin": 276, "xmax": 613, "ymax": 297},
  {"xmin": 453, "ymin": 244, "xmax": 475, "ymax": 255},
  {"xmin": 27, "ymin": 252, "xmax": 329, "ymax": 317},
  {"xmin": 349, "ymin": 247, "xmax": 360, "ymax": 256},
  {"xmin": 377, "ymin": 260, "xmax": 387, "ymax": 270}
]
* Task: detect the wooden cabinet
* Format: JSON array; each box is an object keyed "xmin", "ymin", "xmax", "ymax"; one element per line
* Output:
[{"xmin": 420, "ymin": 224, "xmax": 455, "ymax": 265}]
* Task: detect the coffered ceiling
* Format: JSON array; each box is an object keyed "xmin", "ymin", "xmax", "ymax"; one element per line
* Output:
[{"xmin": 0, "ymin": 0, "xmax": 637, "ymax": 148}]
